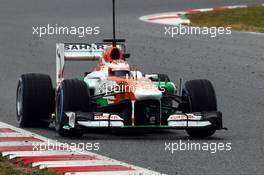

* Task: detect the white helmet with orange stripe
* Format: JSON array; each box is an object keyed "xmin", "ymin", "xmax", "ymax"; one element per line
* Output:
[{"xmin": 108, "ymin": 60, "xmax": 130, "ymax": 77}]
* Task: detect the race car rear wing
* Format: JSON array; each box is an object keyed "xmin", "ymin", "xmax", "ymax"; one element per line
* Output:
[{"xmin": 56, "ymin": 43, "xmax": 126, "ymax": 88}]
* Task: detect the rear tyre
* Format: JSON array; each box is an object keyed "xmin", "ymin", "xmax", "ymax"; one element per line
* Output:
[
  {"xmin": 16, "ymin": 74, "xmax": 54, "ymax": 127},
  {"xmin": 183, "ymin": 79, "xmax": 217, "ymax": 138},
  {"xmin": 56, "ymin": 79, "xmax": 90, "ymax": 137}
]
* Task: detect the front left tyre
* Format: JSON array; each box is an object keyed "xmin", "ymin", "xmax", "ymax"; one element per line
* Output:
[
  {"xmin": 16, "ymin": 74, "xmax": 54, "ymax": 127},
  {"xmin": 182, "ymin": 79, "xmax": 218, "ymax": 138}
]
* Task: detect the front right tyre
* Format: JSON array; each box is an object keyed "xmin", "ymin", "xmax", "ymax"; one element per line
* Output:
[{"xmin": 55, "ymin": 79, "xmax": 90, "ymax": 137}]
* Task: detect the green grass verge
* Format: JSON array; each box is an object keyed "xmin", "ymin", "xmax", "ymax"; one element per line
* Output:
[
  {"xmin": 186, "ymin": 6, "xmax": 264, "ymax": 33},
  {"xmin": 0, "ymin": 157, "xmax": 57, "ymax": 175}
]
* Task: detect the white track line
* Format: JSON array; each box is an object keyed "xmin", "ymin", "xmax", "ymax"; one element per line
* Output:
[
  {"xmin": 0, "ymin": 142, "xmax": 44, "ymax": 147},
  {"xmin": 65, "ymin": 171, "xmax": 158, "ymax": 175},
  {"xmin": 0, "ymin": 132, "xmax": 36, "ymax": 137},
  {"xmin": 36, "ymin": 160, "xmax": 117, "ymax": 169},
  {"xmin": 7, "ymin": 150, "xmax": 81, "ymax": 159}
]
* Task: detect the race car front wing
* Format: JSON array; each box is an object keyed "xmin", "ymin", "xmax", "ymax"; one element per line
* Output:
[{"xmin": 62, "ymin": 111, "xmax": 223, "ymax": 130}]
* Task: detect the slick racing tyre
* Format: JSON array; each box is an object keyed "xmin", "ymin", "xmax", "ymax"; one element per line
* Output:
[
  {"xmin": 56, "ymin": 79, "xmax": 90, "ymax": 137},
  {"xmin": 16, "ymin": 74, "xmax": 54, "ymax": 127},
  {"xmin": 182, "ymin": 79, "xmax": 217, "ymax": 138}
]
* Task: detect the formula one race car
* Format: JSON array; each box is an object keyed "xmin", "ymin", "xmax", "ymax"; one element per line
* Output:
[{"xmin": 16, "ymin": 0, "xmax": 225, "ymax": 138}]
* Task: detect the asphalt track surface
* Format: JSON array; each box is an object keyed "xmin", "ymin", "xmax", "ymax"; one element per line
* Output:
[{"xmin": 1, "ymin": 0, "xmax": 264, "ymax": 174}]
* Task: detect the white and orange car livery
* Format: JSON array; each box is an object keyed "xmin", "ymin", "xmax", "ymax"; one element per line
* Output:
[{"xmin": 48, "ymin": 42, "xmax": 225, "ymax": 137}]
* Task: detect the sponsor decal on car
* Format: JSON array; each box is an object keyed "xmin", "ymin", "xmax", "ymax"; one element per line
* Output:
[
  {"xmin": 94, "ymin": 114, "xmax": 122, "ymax": 121},
  {"xmin": 168, "ymin": 114, "xmax": 201, "ymax": 120}
]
